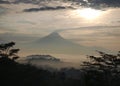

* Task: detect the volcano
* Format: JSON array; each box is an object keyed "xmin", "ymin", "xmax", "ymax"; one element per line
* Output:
[{"xmin": 30, "ymin": 32, "xmax": 95, "ymax": 54}]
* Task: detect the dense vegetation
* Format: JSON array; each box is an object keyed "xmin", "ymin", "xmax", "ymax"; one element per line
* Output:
[
  {"xmin": 0, "ymin": 42, "xmax": 84, "ymax": 86},
  {"xmin": 0, "ymin": 42, "xmax": 120, "ymax": 86},
  {"xmin": 82, "ymin": 51, "xmax": 120, "ymax": 86}
]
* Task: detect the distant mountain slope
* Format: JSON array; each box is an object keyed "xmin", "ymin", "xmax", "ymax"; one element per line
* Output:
[
  {"xmin": 25, "ymin": 32, "xmax": 95, "ymax": 55},
  {"xmin": 36, "ymin": 32, "xmax": 82, "ymax": 47}
]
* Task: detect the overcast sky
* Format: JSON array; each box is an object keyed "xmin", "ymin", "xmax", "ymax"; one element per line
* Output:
[{"xmin": 0, "ymin": 0, "xmax": 120, "ymax": 53}]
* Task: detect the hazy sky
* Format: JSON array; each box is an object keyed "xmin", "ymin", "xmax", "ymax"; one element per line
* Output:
[{"xmin": 0, "ymin": 0, "xmax": 120, "ymax": 53}]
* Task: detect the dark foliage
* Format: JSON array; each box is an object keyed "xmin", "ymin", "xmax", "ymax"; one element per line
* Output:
[
  {"xmin": 0, "ymin": 42, "xmax": 83, "ymax": 86},
  {"xmin": 82, "ymin": 51, "xmax": 120, "ymax": 86},
  {"xmin": 0, "ymin": 59, "xmax": 83, "ymax": 86},
  {"xmin": 0, "ymin": 42, "xmax": 20, "ymax": 61},
  {"xmin": 1, "ymin": 42, "xmax": 120, "ymax": 86}
]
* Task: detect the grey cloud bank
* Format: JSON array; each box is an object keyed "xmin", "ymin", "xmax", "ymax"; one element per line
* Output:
[
  {"xmin": 0, "ymin": 0, "xmax": 120, "ymax": 9},
  {"xmin": 24, "ymin": 6, "xmax": 74, "ymax": 12},
  {"xmin": 0, "ymin": 0, "xmax": 10, "ymax": 4}
]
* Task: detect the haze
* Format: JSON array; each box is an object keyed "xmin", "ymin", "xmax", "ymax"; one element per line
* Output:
[{"xmin": 0, "ymin": 0, "xmax": 120, "ymax": 63}]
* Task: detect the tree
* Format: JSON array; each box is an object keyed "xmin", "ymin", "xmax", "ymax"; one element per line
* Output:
[
  {"xmin": 0, "ymin": 42, "xmax": 20, "ymax": 61},
  {"xmin": 82, "ymin": 51, "xmax": 120, "ymax": 86}
]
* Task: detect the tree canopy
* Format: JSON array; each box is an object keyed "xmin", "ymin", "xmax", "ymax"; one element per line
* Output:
[
  {"xmin": 0, "ymin": 42, "xmax": 20, "ymax": 61},
  {"xmin": 82, "ymin": 51, "xmax": 120, "ymax": 86}
]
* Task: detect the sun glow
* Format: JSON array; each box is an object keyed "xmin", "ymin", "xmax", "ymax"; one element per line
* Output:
[{"xmin": 76, "ymin": 8, "xmax": 102, "ymax": 19}]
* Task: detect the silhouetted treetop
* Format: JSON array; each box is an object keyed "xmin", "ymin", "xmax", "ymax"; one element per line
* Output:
[
  {"xmin": 0, "ymin": 42, "xmax": 20, "ymax": 61},
  {"xmin": 82, "ymin": 51, "xmax": 120, "ymax": 86}
]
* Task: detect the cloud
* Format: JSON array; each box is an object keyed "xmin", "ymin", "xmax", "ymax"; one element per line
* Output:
[
  {"xmin": 0, "ymin": 6, "xmax": 7, "ymax": 15},
  {"xmin": 1, "ymin": 0, "xmax": 120, "ymax": 10},
  {"xmin": 87, "ymin": 0, "xmax": 120, "ymax": 9},
  {"xmin": 0, "ymin": 26, "xmax": 17, "ymax": 33},
  {"xmin": 59, "ymin": 25, "xmax": 120, "ymax": 51},
  {"xmin": 0, "ymin": 0, "xmax": 10, "ymax": 4},
  {"xmin": 12, "ymin": 0, "xmax": 41, "ymax": 4},
  {"xmin": 17, "ymin": 20, "xmax": 36, "ymax": 25},
  {"xmin": 88, "ymin": 0, "xmax": 120, "ymax": 6},
  {"xmin": 0, "ymin": 0, "xmax": 37, "ymax": 4},
  {"xmin": 24, "ymin": 6, "xmax": 74, "ymax": 12},
  {"xmin": 116, "ymin": 21, "xmax": 120, "ymax": 23},
  {"xmin": 0, "ymin": 32, "xmax": 39, "ymax": 43}
]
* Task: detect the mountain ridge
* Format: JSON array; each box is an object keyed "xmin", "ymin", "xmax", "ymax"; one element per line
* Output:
[{"xmin": 27, "ymin": 32, "xmax": 95, "ymax": 54}]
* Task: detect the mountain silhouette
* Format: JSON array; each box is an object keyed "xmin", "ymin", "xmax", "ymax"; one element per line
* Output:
[
  {"xmin": 30, "ymin": 32, "xmax": 95, "ymax": 54},
  {"xmin": 36, "ymin": 32, "xmax": 81, "ymax": 46}
]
